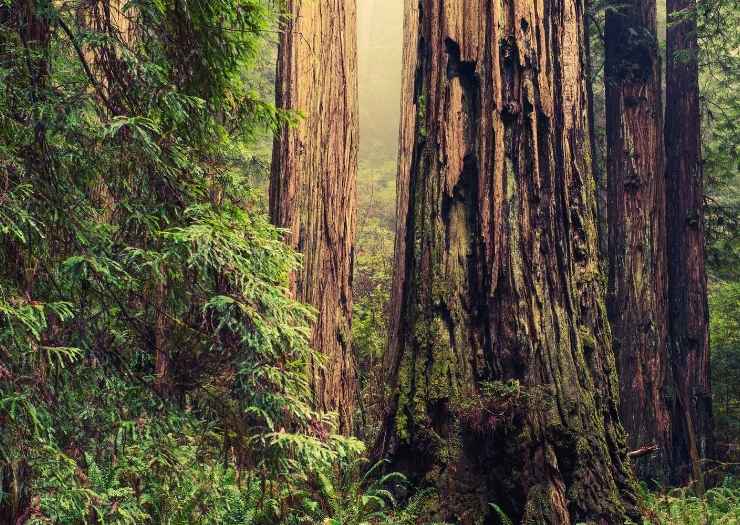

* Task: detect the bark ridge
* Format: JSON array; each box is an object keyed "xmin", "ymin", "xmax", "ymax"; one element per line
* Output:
[{"xmin": 271, "ymin": 0, "xmax": 359, "ymax": 434}]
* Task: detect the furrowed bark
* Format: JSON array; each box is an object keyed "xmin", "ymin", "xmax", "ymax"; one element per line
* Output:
[
  {"xmin": 379, "ymin": 1, "xmax": 639, "ymax": 523},
  {"xmin": 605, "ymin": 0, "xmax": 672, "ymax": 483},
  {"xmin": 665, "ymin": 0, "xmax": 713, "ymax": 489},
  {"xmin": 270, "ymin": 0, "xmax": 359, "ymax": 434}
]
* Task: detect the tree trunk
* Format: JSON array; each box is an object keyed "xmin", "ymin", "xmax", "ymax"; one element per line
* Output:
[
  {"xmin": 585, "ymin": 0, "xmax": 608, "ymax": 266},
  {"xmin": 270, "ymin": 0, "xmax": 358, "ymax": 434},
  {"xmin": 665, "ymin": 0, "xmax": 713, "ymax": 489},
  {"xmin": 605, "ymin": 0, "xmax": 672, "ymax": 483},
  {"xmin": 377, "ymin": 1, "xmax": 639, "ymax": 523}
]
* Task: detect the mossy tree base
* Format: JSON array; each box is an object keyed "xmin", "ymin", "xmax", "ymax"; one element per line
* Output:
[{"xmin": 378, "ymin": 1, "xmax": 640, "ymax": 523}]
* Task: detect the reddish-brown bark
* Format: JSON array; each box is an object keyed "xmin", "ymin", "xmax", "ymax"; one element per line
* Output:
[
  {"xmin": 665, "ymin": 0, "xmax": 714, "ymax": 488},
  {"xmin": 270, "ymin": 0, "xmax": 359, "ymax": 434},
  {"xmin": 378, "ymin": 1, "xmax": 639, "ymax": 523},
  {"xmin": 605, "ymin": 0, "xmax": 672, "ymax": 483}
]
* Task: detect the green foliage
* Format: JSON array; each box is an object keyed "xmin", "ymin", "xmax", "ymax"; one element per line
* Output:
[
  {"xmin": 0, "ymin": 0, "xmax": 357, "ymax": 522},
  {"xmin": 19, "ymin": 417, "xmax": 361, "ymax": 524},
  {"xmin": 631, "ymin": 478, "xmax": 740, "ymax": 524},
  {"xmin": 700, "ymin": 0, "xmax": 740, "ymax": 282},
  {"xmin": 698, "ymin": 0, "xmax": 740, "ymax": 452},
  {"xmin": 710, "ymin": 281, "xmax": 740, "ymax": 440},
  {"xmin": 352, "ymin": 161, "xmax": 395, "ymax": 439},
  {"xmin": 291, "ymin": 458, "xmax": 437, "ymax": 525}
]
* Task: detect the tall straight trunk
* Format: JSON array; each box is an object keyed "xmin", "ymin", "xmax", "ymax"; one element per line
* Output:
[
  {"xmin": 665, "ymin": 0, "xmax": 713, "ymax": 488},
  {"xmin": 377, "ymin": 1, "xmax": 639, "ymax": 523},
  {"xmin": 605, "ymin": 0, "xmax": 671, "ymax": 482},
  {"xmin": 270, "ymin": 0, "xmax": 358, "ymax": 434}
]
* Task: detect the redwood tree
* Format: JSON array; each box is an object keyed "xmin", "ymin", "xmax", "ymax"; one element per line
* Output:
[
  {"xmin": 665, "ymin": 0, "xmax": 714, "ymax": 487},
  {"xmin": 270, "ymin": 0, "xmax": 359, "ymax": 433},
  {"xmin": 377, "ymin": 1, "xmax": 638, "ymax": 522},
  {"xmin": 605, "ymin": 0, "xmax": 672, "ymax": 482}
]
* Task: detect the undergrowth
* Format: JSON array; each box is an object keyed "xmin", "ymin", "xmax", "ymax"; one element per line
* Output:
[{"xmin": 632, "ymin": 477, "xmax": 740, "ymax": 525}]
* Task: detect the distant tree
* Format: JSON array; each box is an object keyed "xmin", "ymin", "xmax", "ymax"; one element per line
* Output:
[
  {"xmin": 377, "ymin": 1, "xmax": 639, "ymax": 522},
  {"xmin": 605, "ymin": 0, "xmax": 672, "ymax": 483},
  {"xmin": 666, "ymin": 0, "xmax": 714, "ymax": 488},
  {"xmin": 270, "ymin": 0, "xmax": 359, "ymax": 433}
]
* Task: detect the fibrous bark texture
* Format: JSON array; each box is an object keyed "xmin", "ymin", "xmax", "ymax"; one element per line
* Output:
[
  {"xmin": 605, "ymin": 0, "xmax": 672, "ymax": 483},
  {"xmin": 665, "ymin": 0, "xmax": 714, "ymax": 488},
  {"xmin": 378, "ymin": 1, "xmax": 638, "ymax": 523},
  {"xmin": 270, "ymin": 0, "xmax": 358, "ymax": 434}
]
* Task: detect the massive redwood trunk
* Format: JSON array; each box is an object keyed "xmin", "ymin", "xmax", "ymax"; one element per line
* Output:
[
  {"xmin": 378, "ymin": 1, "xmax": 639, "ymax": 523},
  {"xmin": 270, "ymin": 0, "xmax": 358, "ymax": 434},
  {"xmin": 665, "ymin": 0, "xmax": 714, "ymax": 488},
  {"xmin": 605, "ymin": 0, "xmax": 672, "ymax": 482}
]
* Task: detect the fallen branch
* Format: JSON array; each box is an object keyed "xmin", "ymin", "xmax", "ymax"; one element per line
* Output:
[{"xmin": 628, "ymin": 443, "xmax": 659, "ymax": 459}]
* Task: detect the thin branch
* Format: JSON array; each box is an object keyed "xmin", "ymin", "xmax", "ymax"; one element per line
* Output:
[
  {"xmin": 628, "ymin": 443, "xmax": 659, "ymax": 459},
  {"xmin": 56, "ymin": 15, "xmax": 117, "ymax": 115}
]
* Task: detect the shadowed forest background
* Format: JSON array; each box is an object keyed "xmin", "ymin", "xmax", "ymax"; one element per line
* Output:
[{"xmin": 0, "ymin": 0, "xmax": 738, "ymax": 524}]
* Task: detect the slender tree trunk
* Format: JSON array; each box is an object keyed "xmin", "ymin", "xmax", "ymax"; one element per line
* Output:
[
  {"xmin": 665, "ymin": 0, "xmax": 713, "ymax": 489},
  {"xmin": 584, "ymin": 0, "xmax": 608, "ymax": 265},
  {"xmin": 270, "ymin": 0, "xmax": 359, "ymax": 434},
  {"xmin": 605, "ymin": 0, "xmax": 672, "ymax": 483},
  {"xmin": 377, "ymin": 1, "xmax": 639, "ymax": 523}
]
